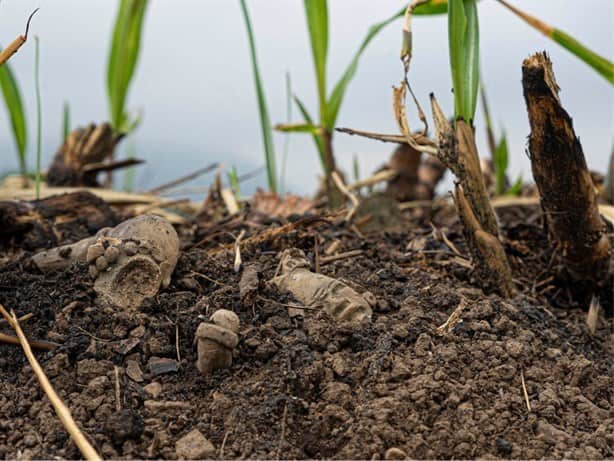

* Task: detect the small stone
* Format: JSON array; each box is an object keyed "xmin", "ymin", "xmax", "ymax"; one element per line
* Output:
[
  {"xmin": 105, "ymin": 245, "xmax": 120, "ymax": 263},
  {"xmin": 126, "ymin": 360, "xmax": 144, "ymax": 383},
  {"xmin": 505, "ymin": 339, "xmax": 524, "ymax": 358},
  {"xmin": 130, "ymin": 325, "xmax": 146, "ymax": 338},
  {"xmin": 104, "ymin": 409, "xmax": 144, "ymax": 446},
  {"xmin": 147, "ymin": 357, "xmax": 179, "ymax": 376},
  {"xmin": 143, "ymin": 382, "xmax": 162, "ymax": 398},
  {"xmin": 385, "ymin": 447, "xmax": 407, "ymax": 460},
  {"xmin": 88, "ymin": 265, "xmax": 98, "ymax": 278},
  {"xmin": 96, "ymin": 256, "xmax": 109, "ymax": 271},
  {"xmin": 87, "ymin": 243, "xmax": 105, "ymax": 263},
  {"xmin": 495, "ymin": 437, "xmax": 513, "ymax": 455},
  {"xmin": 175, "ymin": 429, "xmax": 215, "ymax": 460},
  {"xmin": 112, "ymin": 337, "xmax": 141, "ymax": 356}
]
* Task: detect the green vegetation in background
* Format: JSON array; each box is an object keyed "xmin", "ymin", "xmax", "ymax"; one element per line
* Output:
[
  {"xmin": 239, "ymin": 0, "xmax": 278, "ymax": 193},
  {"xmin": 34, "ymin": 37, "xmax": 42, "ymax": 198},
  {"xmin": 280, "ymin": 71, "xmax": 292, "ymax": 194},
  {"xmin": 62, "ymin": 101, "xmax": 70, "ymax": 141},
  {"xmin": 107, "ymin": 0, "xmax": 148, "ymax": 133},
  {"xmin": 496, "ymin": 0, "xmax": 613, "ymax": 84},
  {"xmin": 284, "ymin": 1, "xmax": 410, "ymax": 179},
  {"xmin": 0, "ymin": 57, "xmax": 28, "ymax": 177}
]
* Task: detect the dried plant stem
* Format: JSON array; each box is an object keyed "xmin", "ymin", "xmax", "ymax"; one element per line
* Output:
[
  {"xmin": 430, "ymin": 95, "xmax": 513, "ymax": 297},
  {"xmin": 0, "ymin": 9, "xmax": 39, "ymax": 67},
  {"xmin": 0, "ymin": 303, "xmax": 101, "ymax": 461},
  {"xmin": 522, "ymin": 52, "xmax": 611, "ymax": 287}
]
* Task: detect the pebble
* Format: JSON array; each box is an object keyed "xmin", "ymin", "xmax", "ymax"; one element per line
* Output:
[
  {"xmin": 175, "ymin": 429, "xmax": 215, "ymax": 460},
  {"xmin": 144, "ymin": 382, "xmax": 162, "ymax": 398},
  {"xmin": 147, "ymin": 357, "xmax": 179, "ymax": 376},
  {"xmin": 126, "ymin": 360, "xmax": 144, "ymax": 383},
  {"xmin": 385, "ymin": 447, "xmax": 407, "ymax": 460}
]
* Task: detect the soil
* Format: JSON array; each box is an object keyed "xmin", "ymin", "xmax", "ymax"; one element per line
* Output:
[{"xmin": 0, "ymin": 200, "xmax": 612, "ymax": 460}]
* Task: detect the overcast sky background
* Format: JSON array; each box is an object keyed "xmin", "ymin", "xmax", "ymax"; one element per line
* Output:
[{"xmin": 0, "ymin": 0, "xmax": 612, "ymax": 195}]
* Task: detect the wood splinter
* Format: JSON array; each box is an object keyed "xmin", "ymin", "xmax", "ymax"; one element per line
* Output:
[
  {"xmin": 522, "ymin": 52, "xmax": 612, "ymax": 289},
  {"xmin": 0, "ymin": 9, "xmax": 39, "ymax": 67}
]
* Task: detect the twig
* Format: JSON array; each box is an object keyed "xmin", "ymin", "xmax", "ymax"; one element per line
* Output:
[
  {"xmin": 175, "ymin": 323, "xmax": 181, "ymax": 362},
  {"xmin": 320, "ymin": 249, "xmax": 364, "ymax": 265},
  {"xmin": 114, "ymin": 366, "xmax": 121, "ymax": 412},
  {"xmin": 81, "ymin": 158, "xmax": 144, "ymax": 174},
  {"xmin": 0, "ymin": 303, "xmax": 101, "ymax": 461},
  {"xmin": 145, "ymin": 162, "xmax": 219, "ymax": 194},
  {"xmin": 336, "ymin": 127, "xmax": 434, "ymax": 147},
  {"xmin": 520, "ymin": 368, "xmax": 532, "ymax": 412},
  {"xmin": 220, "ymin": 430, "xmax": 231, "ymax": 460},
  {"xmin": 0, "ymin": 332, "xmax": 58, "ymax": 351},
  {"xmin": 0, "ymin": 312, "xmax": 34, "ymax": 325},
  {"xmin": 331, "ymin": 171, "xmax": 358, "ymax": 221},
  {"xmin": 347, "ymin": 169, "xmax": 396, "ymax": 191},
  {"xmin": 0, "ymin": 8, "xmax": 39, "ymax": 67},
  {"xmin": 234, "ymin": 229, "xmax": 246, "ymax": 273},
  {"xmin": 276, "ymin": 400, "xmax": 289, "ymax": 460}
]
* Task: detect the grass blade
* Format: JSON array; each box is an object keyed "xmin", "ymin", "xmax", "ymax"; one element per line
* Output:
[
  {"xmin": 493, "ymin": 134, "xmax": 508, "ymax": 195},
  {"xmin": 107, "ymin": 0, "xmax": 148, "ymax": 132},
  {"xmin": 413, "ymin": 0, "xmax": 451, "ymax": 15},
  {"xmin": 275, "ymin": 123, "xmax": 321, "ymax": 134},
  {"xmin": 280, "ymin": 72, "xmax": 292, "ymax": 194},
  {"xmin": 62, "ymin": 101, "xmax": 70, "ymax": 142},
  {"xmin": 294, "ymin": 94, "xmax": 326, "ymax": 169},
  {"xmin": 448, "ymin": 0, "xmax": 480, "ymax": 121},
  {"xmin": 34, "ymin": 37, "xmax": 42, "ymax": 199},
  {"xmin": 303, "ymin": 0, "xmax": 329, "ymax": 125},
  {"xmin": 0, "ymin": 60, "xmax": 27, "ymax": 176},
  {"xmin": 497, "ymin": 0, "xmax": 613, "ymax": 84},
  {"xmin": 239, "ymin": 0, "xmax": 277, "ymax": 193},
  {"xmin": 327, "ymin": 8, "xmax": 403, "ymax": 129}
]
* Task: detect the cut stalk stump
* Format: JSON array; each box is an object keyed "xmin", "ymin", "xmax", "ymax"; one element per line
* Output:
[{"xmin": 522, "ymin": 52, "xmax": 612, "ymax": 289}]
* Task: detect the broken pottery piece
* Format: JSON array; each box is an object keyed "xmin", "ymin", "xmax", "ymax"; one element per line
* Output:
[
  {"xmin": 195, "ymin": 309, "xmax": 240, "ymax": 375},
  {"xmin": 32, "ymin": 214, "xmax": 179, "ymax": 308},
  {"xmin": 271, "ymin": 248, "xmax": 374, "ymax": 322}
]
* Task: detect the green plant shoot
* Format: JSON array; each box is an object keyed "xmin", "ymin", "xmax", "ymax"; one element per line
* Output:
[
  {"xmin": 239, "ymin": 0, "xmax": 277, "ymax": 193},
  {"xmin": 62, "ymin": 101, "xmax": 70, "ymax": 141},
  {"xmin": 107, "ymin": 0, "xmax": 148, "ymax": 133},
  {"xmin": 0, "ymin": 59, "xmax": 27, "ymax": 177},
  {"xmin": 449, "ymin": 0, "xmax": 480, "ymax": 122}
]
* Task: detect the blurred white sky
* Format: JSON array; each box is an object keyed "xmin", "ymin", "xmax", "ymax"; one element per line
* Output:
[{"xmin": 0, "ymin": 0, "xmax": 612, "ymax": 195}]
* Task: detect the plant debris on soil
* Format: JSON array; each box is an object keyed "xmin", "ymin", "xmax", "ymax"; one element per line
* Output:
[{"xmin": 0, "ymin": 199, "xmax": 612, "ymax": 460}]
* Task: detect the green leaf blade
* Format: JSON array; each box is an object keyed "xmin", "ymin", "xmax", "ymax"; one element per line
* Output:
[
  {"xmin": 0, "ymin": 61, "xmax": 27, "ymax": 175},
  {"xmin": 493, "ymin": 134, "xmax": 508, "ymax": 195},
  {"xmin": 448, "ymin": 0, "xmax": 479, "ymax": 122},
  {"xmin": 107, "ymin": 0, "xmax": 148, "ymax": 132},
  {"xmin": 327, "ymin": 9, "xmax": 402, "ymax": 129},
  {"xmin": 239, "ymin": 0, "xmax": 277, "ymax": 193},
  {"xmin": 551, "ymin": 28, "xmax": 614, "ymax": 84},
  {"xmin": 303, "ymin": 0, "xmax": 329, "ymax": 125},
  {"xmin": 294, "ymin": 94, "xmax": 326, "ymax": 170}
]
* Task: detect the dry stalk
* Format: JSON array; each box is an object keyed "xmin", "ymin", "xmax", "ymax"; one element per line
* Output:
[
  {"xmin": 522, "ymin": 52, "xmax": 611, "ymax": 287},
  {"xmin": 429, "ymin": 94, "xmax": 513, "ymax": 297},
  {"xmin": 0, "ymin": 303, "xmax": 101, "ymax": 461},
  {"xmin": 0, "ymin": 9, "xmax": 39, "ymax": 67},
  {"xmin": 520, "ymin": 368, "xmax": 532, "ymax": 412},
  {"xmin": 233, "ymin": 229, "xmax": 246, "ymax": 273},
  {"xmin": 0, "ymin": 332, "xmax": 58, "ymax": 351}
]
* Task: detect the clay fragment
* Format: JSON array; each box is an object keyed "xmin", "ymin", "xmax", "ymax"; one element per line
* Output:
[
  {"xmin": 271, "ymin": 248, "xmax": 374, "ymax": 322},
  {"xmin": 195, "ymin": 309, "xmax": 240, "ymax": 375},
  {"xmin": 32, "ymin": 214, "xmax": 180, "ymax": 308}
]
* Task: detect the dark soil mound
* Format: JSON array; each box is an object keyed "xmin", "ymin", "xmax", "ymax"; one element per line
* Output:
[{"xmin": 0, "ymin": 205, "xmax": 612, "ymax": 459}]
